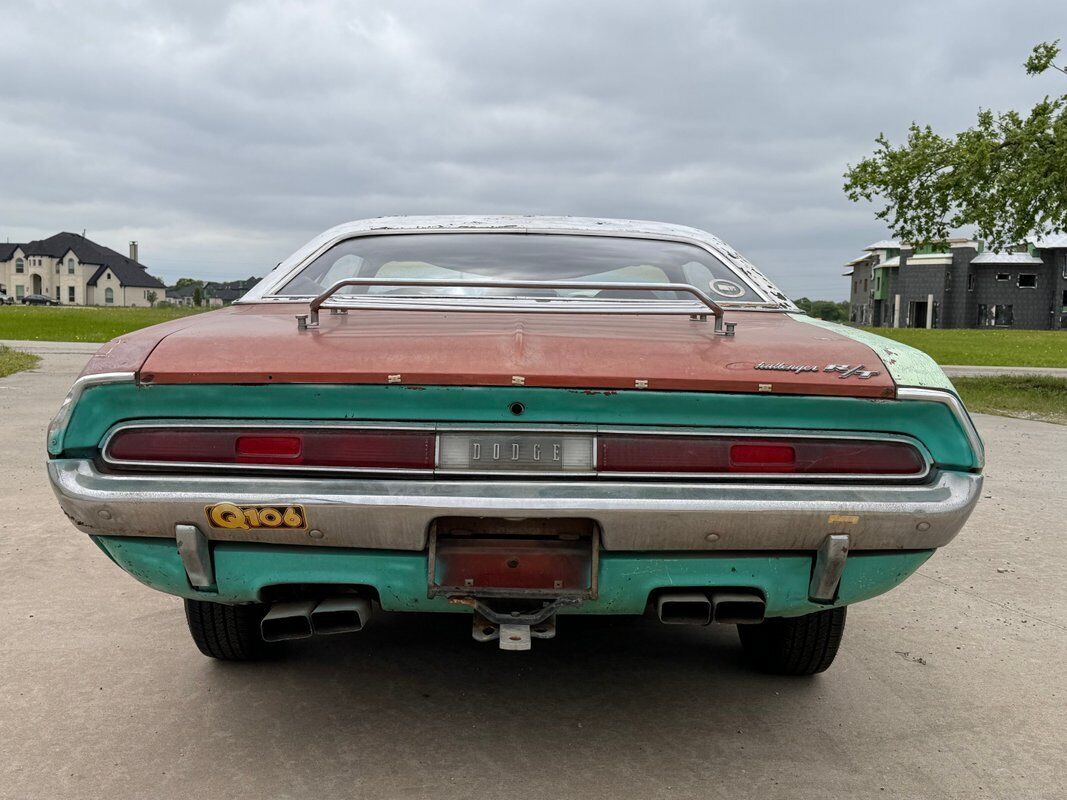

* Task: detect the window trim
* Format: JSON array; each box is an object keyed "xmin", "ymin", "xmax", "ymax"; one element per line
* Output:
[
  {"xmin": 1017, "ymin": 273, "xmax": 1037, "ymax": 289},
  {"xmin": 995, "ymin": 273, "xmax": 1010, "ymax": 282}
]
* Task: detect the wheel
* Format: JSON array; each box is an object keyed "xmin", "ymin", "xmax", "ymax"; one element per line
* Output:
[
  {"xmin": 737, "ymin": 606, "xmax": 847, "ymax": 675},
  {"xmin": 184, "ymin": 599, "xmax": 277, "ymax": 661}
]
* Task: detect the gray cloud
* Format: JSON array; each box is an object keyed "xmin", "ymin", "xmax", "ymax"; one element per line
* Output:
[{"xmin": 2, "ymin": 0, "xmax": 1061, "ymax": 297}]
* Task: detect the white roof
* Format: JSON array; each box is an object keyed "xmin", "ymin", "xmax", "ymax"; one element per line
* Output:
[
  {"xmin": 243, "ymin": 215, "xmax": 796, "ymax": 309},
  {"xmin": 1029, "ymin": 233, "xmax": 1067, "ymax": 249},
  {"xmin": 863, "ymin": 239, "xmax": 900, "ymax": 251},
  {"xmin": 877, "ymin": 257, "xmax": 901, "ymax": 268},
  {"xmin": 971, "ymin": 252, "xmax": 1044, "ymax": 265},
  {"xmin": 845, "ymin": 253, "xmax": 874, "ymax": 266}
]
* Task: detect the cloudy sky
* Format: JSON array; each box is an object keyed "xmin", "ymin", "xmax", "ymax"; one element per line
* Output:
[{"xmin": 2, "ymin": 1, "xmax": 1062, "ymax": 298}]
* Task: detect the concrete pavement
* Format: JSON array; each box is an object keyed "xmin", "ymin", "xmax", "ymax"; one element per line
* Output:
[{"xmin": 0, "ymin": 349, "xmax": 1064, "ymax": 800}]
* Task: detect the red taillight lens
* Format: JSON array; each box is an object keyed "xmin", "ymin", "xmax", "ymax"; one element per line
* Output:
[
  {"xmin": 597, "ymin": 435, "xmax": 924, "ymax": 476},
  {"xmin": 107, "ymin": 428, "xmax": 435, "ymax": 470}
]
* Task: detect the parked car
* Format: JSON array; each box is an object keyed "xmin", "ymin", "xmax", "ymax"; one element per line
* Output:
[
  {"xmin": 46, "ymin": 216, "xmax": 983, "ymax": 673},
  {"xmin": 22, "ymin": 293, "xmax": 59, "ymax": 306},
  {"xmin": 0, "ymin": 290, "xmax": 14, "ymax": 305}
]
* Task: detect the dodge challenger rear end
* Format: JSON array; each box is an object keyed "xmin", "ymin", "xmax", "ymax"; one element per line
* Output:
[{"xmin": 47, "ymin": 215, "xmax": 983, "ymax": 674}]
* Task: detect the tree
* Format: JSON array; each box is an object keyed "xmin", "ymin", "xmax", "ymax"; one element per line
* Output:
[
  {"xmin": 193, "ymin": 286, "xmax": 203, "ymax": 307},
  {"xmin": 174, "ymin": 278, "xmax": 204, "ymax": 289},
  {"xmin": 844, "ymin": 41, "xmax": 1067, "ymax": 252},
  {"xmin": 146, "ymin": 290, "xmax": 157, "ymax": 306},
  {"xmin": 794, "ymin": 297, "xmax": 850, "ymax": 322}
]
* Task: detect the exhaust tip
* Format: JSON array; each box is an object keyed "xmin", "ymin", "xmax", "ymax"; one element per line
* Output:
[
  {"xmin": 260, "ymin": 600, "xmax": 316, "ymax": 642},
  {"xmin": 311, "ymin": 597, "xmax": 372, "ymax": 635},
  {"xmin": 656, "ymin": 592, "xmax": 713, "ymax": 625},
  {"xmin": 711, "ymin": 591, "xmax": 766, "ymax": 625}
]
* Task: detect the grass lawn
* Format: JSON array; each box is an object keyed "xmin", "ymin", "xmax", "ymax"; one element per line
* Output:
[
  {"xmin": 0, "ymin": 345, "xmax": 40, "ymax": 378},
  {"xmin": 859, "ymin": 327, "xmax": 1067, "ymax": 367},
  {"xmin": 954, "ymin": 376, "xmax": 1067, "ymax": 425},
  {"xmin": 0, "ymin": 306, "xmax": 208, "ymax": 343}
]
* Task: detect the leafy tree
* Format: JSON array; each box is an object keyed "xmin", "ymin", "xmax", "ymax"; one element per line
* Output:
[
  {"xmin": 174, "ymin": 278, "xmax": 204, "ymax": 289},
  {"xmin": 146, "ymin": 290, "xmax": 157, "ymax": 307},
  {"xmin": 844, "ymin": 41, "xmax": 1066, "ymax": 252},
  {"xmin": 193, "ymin": 286, "xmax": 203, "ymax": 307},
  {"xmin": 794, "ymin": 297, "xmax": 849, "ymax": 322}
]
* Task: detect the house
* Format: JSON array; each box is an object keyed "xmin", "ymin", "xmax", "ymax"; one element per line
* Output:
[
  {"xmin": 845, "ymin": 235, "xmax": 1067, "ymax": 330},
  {"xmin": 0, "ymin": 233, "xmax": 165, "ymax": 306},
  {"xmin": 165, "ymin": 277, "xmax": 260, "ymax": 307}
]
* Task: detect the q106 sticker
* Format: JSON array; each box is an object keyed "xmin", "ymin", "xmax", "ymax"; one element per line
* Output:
[{"xmin": 206, "ymin": 503, "xmax": 306, "ymax": 530}]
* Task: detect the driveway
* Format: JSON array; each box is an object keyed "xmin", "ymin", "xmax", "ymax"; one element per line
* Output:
[{"xmin": 0, "ymin": 350, "xmax": 1063, "ymax": 800}]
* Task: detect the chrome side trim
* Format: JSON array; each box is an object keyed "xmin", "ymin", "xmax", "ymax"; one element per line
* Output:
[
  {"xmin": 46, "ymin": 372, "xmax": 136, "ymax": 456},
  {"xmin": 897, "ymin": 387, "xmax": 985, "ymax": 469},
  {"xmin": 50, "ymin": 458, "xmax": 982, "ymax": 552},
  {"xmin": 98, "ymin": 420, "xmax": 933, "ymax": 482}
]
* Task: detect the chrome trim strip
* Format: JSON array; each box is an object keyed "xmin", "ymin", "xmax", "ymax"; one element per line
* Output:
[
  {"xmin": 98, "ymin": 420, "xmax": 932, "ymax": 482},
  {"xmin": 49, "ymin": 458, "xmax": 982, "ymax": 552},
  {"xmin": 243, "ymin": 226, "xmax": 780, "ymax": 308},
  {"xmin": 47, "ymin": 372, "xmax": 136, "ymax": 456},
  {"xmin": 897, "ymin": 387, "xmax": 985, "ymax": 469}
]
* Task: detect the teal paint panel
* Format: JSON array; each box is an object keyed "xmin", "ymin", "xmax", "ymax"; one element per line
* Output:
[
  {"xmin": 64, "ymin": 382, "xmax": 979, "ymax": 469},
  {"xmin": 92, "ymin": 536, "xmax": 933, "ymax": 618},
  {"xmin": 791, "ymin": 314, "xmax": 956, "ymax": 390}
]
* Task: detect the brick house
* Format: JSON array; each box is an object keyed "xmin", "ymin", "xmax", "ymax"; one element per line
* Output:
[
  {"xmin": 845, "ymin": 235, "xmax": 1067, "ymax": 330},
  {"xmin": 0, "ymin": 232, "xmax": 165, "ymax": 306}
]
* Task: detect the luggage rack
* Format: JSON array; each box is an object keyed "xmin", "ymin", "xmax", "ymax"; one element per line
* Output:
[{"xmin": 295, "ymin": 277, "xmax": 736, "ymax": 336}]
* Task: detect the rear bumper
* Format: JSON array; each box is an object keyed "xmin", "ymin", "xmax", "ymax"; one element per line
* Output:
[
  {"xmin": 50, "ymin": 458, "xmax": 982, "ymax": 552},
  {"xmin": 93, "ymin": 536, "xmax": 936, "ymax": 617}
]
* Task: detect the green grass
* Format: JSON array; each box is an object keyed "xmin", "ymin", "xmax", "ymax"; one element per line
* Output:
[
  {"xmin": 0, "ymin": 306, "xmax": 208, "ymax": 343},
  {"xmin": 954, "ymin": 376, "xmax": 1067, "ymax": 424},
  {"xmin": 859, "ymin": 327, "xmax": 1067, "ymax": 367},
  {"xmin": 0, "ymin": 345, "xmax": 40, "ymax": 378}
]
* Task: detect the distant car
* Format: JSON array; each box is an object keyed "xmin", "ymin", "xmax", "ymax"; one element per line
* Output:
[
  {"xmin": 47, "ymin": 215, "xmax": 983, "ymax": 674},
  {"xmin": 0, "ymin": 291, "xmax": 14, "ymax": 305},
  {"xmin": 22, "ymin": 294, "xmax": 59, "ymax": 306}
]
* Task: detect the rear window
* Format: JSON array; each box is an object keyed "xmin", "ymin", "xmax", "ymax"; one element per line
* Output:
[{"xmin": 276, "ymin": 233, "xmax": 765, "ymax": 303}]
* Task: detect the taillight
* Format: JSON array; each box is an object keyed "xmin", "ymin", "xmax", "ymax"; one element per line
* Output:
[
  {"xmin": 106, "ymin": 428, "xmax": 435, "ymax": 470},
  {"xmin": 597, "ymin": 435, "xmax": 925, "ymax": 476}
]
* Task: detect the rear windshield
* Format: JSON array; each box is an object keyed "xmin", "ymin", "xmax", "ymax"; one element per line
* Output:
[{"xmin": 276, "ymin": 233, "xmax": 765, "ymax": 303}]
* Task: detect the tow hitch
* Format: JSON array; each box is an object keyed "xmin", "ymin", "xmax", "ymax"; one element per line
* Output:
[
  {"xmin": 427, "ymin": 518, "xmax": 598, "ymax": 651},
  {"xmin": 455, "ymin": 597, "xmax": 582, "ymax": 651}
]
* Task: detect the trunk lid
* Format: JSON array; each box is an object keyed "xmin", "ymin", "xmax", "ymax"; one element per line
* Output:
[{"xmin": 135, "ymin": 305, "xmax": 895, "ymax": 398}]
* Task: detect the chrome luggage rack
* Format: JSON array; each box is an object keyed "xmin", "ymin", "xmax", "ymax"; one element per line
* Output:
[{"xmin": 295, "ymin": 278, "xmax": 736, "ymax": 335}]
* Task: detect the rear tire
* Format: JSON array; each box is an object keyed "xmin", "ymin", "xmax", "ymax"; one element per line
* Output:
[
  {"xmin": 737, "ymin": 606, "xmax": 847, "ymax": 675},
  {"xmin": 184, "ymin": 599, "xmax": 277, "ymax": 661}
]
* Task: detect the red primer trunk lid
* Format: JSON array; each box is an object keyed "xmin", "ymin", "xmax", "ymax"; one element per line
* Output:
[{"xmin": 134, "ymin": 305, "xmax": 895, "ymax": 398}]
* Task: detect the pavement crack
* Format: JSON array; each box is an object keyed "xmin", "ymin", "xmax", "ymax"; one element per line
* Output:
[{"xmin": 915, "ymin": 570, "xmax": 1067, "ymax": 632}]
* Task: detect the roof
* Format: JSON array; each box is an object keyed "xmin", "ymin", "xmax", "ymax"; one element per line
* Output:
[
  {"xmin": 863, "ymin": 240, "xmax": 900, "ymax": 251},
  {"xmin": 0, "ymin": 243, "xmax": 20, "ymax": 261},
  {"xmin": 971, "ymin": 252, "xmax": 1044, "ymax": 265},
  {"xmin": 242, "ymin": 215, "xmax": 796, "ymax": 309},
  {"xmin": 1029, "ymin": 233, "xmax": 1067, "ymax": 249},
  {"xmin": 845, "ymin": 253, "xmax": 875, "ymax": 266},
  {"xmin": 4, "ymin": 232, "xmax": 164, "ymax": 289},
  {"xmin": 877, "ymin": 257, "xmax": 901, "ymax": 268}
]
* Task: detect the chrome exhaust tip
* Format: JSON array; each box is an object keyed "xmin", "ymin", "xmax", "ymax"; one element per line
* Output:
[
  {"xmin": 260, "ymin": 600, "xmax": 316, "ymax": 641},
  {"xmin": 656, "ymin": 592, "xmax": 713, "ymax": 625},
  {"xmin": 310, "ymin": 597, "xmax": 372, "ymax": 635},
  {"xmin": 710, "ymin": 591, "xmax": 766, "ymax": 625}
]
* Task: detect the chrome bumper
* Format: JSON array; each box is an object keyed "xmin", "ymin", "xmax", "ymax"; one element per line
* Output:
[{"xmin": 48, "ymin": 459, "xmax": 981, "ymax": 552}]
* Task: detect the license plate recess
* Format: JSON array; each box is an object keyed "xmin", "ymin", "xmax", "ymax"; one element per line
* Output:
[{"xmin": 428, "ymin": 518, "xmax": 598, "ymax": 600}]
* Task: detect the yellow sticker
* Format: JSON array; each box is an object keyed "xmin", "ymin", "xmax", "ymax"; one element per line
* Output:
[
  {"xmin": 206, "ymin": 503, "xmax": 306, "ymax": 530},
  {"xmin": 827, "ymin": 514, "xmax": 860, "ymax": 525}
]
